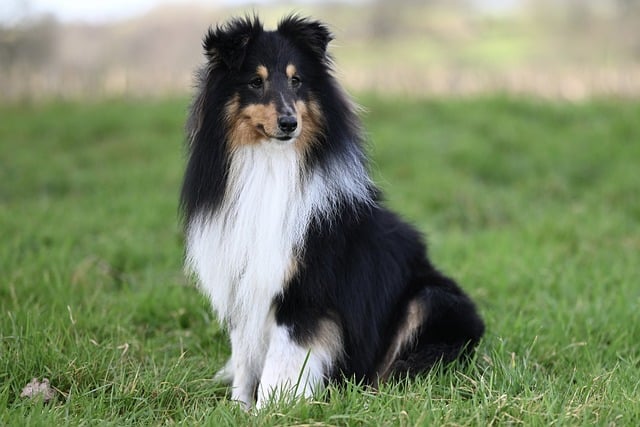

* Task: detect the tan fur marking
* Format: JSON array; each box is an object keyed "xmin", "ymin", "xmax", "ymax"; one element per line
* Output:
[
  {"xmin": 286, "ymin": 64, "xmax": 297, "ymax": 79},
  {"xmin": 283, "ymin": 258, "xmax": 299, "ymax": 284},
  {"xmin": 225, "ymin": 94, "xmax": 323, "ymax": 150},
  {"xmin": 311, "ymin": 318, "xmax": 344, "ymax": 363},
  {"xmin": 375, "ymin": 299, "xmax": 426, "ymax": 384},
  {"xmin": 225, "ymin": 95, "xmax": 280, "ymax": 147},
  {"xmin": 256, "ymin": 65, "xmax": 269, "ymax": 80},
  {"xmin": 242, "ymin": 103, "xmax": 279, "ymax": 139},
  {"xmin": 294, "ymin": 98, "xmax": 324, "ymax": 154}
]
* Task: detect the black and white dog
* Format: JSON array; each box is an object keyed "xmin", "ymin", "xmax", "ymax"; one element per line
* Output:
[{"xmin": 180, "ymin": 15, "xmax": 484, "ymax": 409}]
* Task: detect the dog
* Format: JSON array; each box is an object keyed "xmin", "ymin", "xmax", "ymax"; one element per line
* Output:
[{"xmin": 180, "ymin": 15, "xmax": 484, "ymax": 409}]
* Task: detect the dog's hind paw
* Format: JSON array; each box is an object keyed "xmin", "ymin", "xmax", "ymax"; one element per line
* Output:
[{"xmin": 213, "ymin": 358, "xmax": 234, "ymax": 385}]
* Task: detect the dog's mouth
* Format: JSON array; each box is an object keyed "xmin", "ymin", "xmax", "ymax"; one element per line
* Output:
[
  {"xmin": 273, "ymin": 135, "xmax": 293, "ymax": 142},
  {"xmin": 256, "ymin": 125, "xmax": 298, "ymax": 143}
]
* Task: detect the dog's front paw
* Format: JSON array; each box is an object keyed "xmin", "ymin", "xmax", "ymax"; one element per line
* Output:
[{"xmin": 256, "ymin": 379, "xmax": 316, "ymax": 410}]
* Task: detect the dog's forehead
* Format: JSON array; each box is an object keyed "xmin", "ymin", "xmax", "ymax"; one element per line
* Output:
[{"xmin": 244, "ymin": 31, "xmax": 301, "ymax": 74}]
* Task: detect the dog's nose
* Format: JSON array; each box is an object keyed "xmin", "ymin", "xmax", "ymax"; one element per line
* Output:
[{"xmin": 278, "ymin": 115, "xmax": 297, "ymax": 133}]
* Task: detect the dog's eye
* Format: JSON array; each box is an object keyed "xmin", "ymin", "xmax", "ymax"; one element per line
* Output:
[
  {"xmin": 249, "ymin": 77, "xmax": 264, "ymax": 90},
  {"xmin": 291, "ymin": 76, "xmax": 302, "ymax": 88}
]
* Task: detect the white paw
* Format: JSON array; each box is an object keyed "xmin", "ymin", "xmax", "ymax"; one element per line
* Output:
[{"xmin": 213, "ymin": 358, "xmax": 234, "ymax": 385}]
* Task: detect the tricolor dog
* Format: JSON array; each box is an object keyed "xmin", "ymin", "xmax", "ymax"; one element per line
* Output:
[{"xmin": 180, "ymin": 15, "xmax": 484, "ymax": 409}]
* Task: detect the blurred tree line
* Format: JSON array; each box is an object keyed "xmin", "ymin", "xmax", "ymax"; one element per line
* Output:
[
  {"xmin": 0, "ymin": 15, "xmax": 57, "ymax": 71},
  {"xmin": 2, "ymin": 0, "xmax": 640, "ymax": 99},
  {"xmin": 369, "ymin": 0, "xmax": 472, "ymax": 38},
  {"xmin": 524, "ymin": 0, "xmax": 640, "ymax": 60}
]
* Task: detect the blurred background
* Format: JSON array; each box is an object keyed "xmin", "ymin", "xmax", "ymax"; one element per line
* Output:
[{"xmin": 2, "ymin": 0, "xmax": 640, "ymax": 100}]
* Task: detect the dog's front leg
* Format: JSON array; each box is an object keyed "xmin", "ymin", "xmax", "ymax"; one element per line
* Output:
[
  {"xmin": 228, "ymin": 327, "xmax": 264, "ymax": 410},
  {"xmin": 256, "ymin": 325, "xmax": 332, "ymax": 409}
]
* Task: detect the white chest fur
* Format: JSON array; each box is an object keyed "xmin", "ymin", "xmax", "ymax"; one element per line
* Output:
[
  {"xmin": 185, "ymin": 140, "xmax": 371, "ymax": 361},
  {"xmin": 186, "ymin": 142, "xmax": 307, "ymax": 332}
]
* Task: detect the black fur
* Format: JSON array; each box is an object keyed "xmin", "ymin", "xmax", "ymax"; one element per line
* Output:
[
  {"xmin": 275, "ymin": 202, "xmax": 485, "ymax": 382},
  {"xmin": 181, "ymin": 14, "xmax": 484, "ymax": 398}
]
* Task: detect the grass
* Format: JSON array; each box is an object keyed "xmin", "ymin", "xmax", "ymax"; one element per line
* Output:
[{"xmin": 1, "ymin": 94, "xmax": 639, "ymax": 425}]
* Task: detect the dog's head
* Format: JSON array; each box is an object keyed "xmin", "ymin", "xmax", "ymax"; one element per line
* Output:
[{"xmin": 203, "ymin": 15, "xmax": 330, "ymax": 148}]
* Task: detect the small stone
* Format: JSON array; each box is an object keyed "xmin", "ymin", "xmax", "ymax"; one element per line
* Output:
[{"xmin": 20, "ymin": 378, "xmax": 56, "ymax": 403}]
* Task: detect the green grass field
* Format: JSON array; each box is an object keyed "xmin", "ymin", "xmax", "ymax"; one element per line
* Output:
[{"xmin": 1, "ymin": 95, "xmax": 639, "ymax": 425}]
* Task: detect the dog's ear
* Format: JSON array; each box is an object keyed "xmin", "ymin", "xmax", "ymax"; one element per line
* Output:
[
  {"xmin": 203, "ymin": 16, "xmax": 262, "ymax": 69},
  {"xmin": 277, "ymin": 15, "xmax": 333, "ymax": 62}
]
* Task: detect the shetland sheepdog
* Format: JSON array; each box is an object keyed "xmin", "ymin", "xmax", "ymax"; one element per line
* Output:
[{"xmin": 180, "ymin": 15, "xmax": 484, "ymax": 409}]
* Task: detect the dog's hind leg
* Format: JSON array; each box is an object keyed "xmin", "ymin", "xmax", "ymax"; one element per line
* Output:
[
  {"xmin": 387, "ymin": 271, "xmax": 484, "ymax": 378},
  {"xmin": 213, "ymin": 358, "xmax": 234, "ymax": 385}
]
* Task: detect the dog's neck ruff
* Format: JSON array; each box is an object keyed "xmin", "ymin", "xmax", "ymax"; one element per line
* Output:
[{"xmin": 186, "ymin": 139, "xmax": 371, "ymax": 355}]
